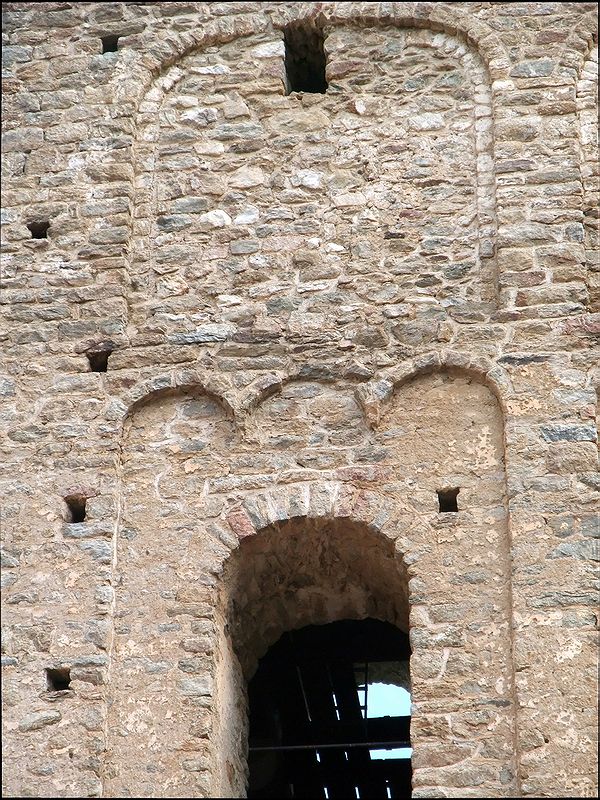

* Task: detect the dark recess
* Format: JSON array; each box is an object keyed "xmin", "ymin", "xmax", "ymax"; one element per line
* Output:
[
  {"xmin": 284, "ymin": 24, "xmax": 328, "ymax": 94},
  {"xmin": 27, "ymin": 221, "xmax": 50, "ymax": 239},
  {"xmin": 437, "ymin": 488, "xmax": 460, "ymax": 513},
  {"xmin": 248, "ymin": 619, "xmax": 412, "ymax": 798},
  {"xmin": 65, "ymin": 494, "xmax": 87, "ymax": 523},
  {"xmin": 87, "ymin": 349, "xmax": 112, "ymax": 372},
  {"xmin": 46, "ymin": 667, "xmax": 71, "ymax": 691},
  {"xmin": 101, "ymin": 35, "xmax": 120, "ymax": 53}
]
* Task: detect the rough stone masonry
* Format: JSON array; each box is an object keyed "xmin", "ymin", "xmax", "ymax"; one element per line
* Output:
[{"xmin": 1, "ymin": 2, "xmax": 598, "ymax": 797}]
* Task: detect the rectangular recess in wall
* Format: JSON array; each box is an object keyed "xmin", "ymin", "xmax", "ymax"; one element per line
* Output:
[
  {"xmin": 437, "ymin": 488, "xmax": 459, "ymax": 513},
  {"xmin": 46, "ymin": 667, "xmax": 71, "ymax": 691},
  {"xmin": 284, "ymin": 23, "xmax": 328, "ymax": 94}
]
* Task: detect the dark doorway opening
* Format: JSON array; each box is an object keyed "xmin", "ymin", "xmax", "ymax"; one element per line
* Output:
[{"xmin": 248, "ymin": 619, "xmax": 412, "ymax": 799}]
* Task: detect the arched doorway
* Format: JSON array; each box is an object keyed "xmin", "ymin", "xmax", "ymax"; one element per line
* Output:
[
  {"xmin": 216, "ymin": 516, "xmax": 411, "ymax": 798},
  {"xmin": 248, "ymin": 619, "xmax": 412, "ymax": 799}
]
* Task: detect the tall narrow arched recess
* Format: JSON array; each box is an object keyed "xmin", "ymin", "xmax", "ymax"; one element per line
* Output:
[
  {"xmin": 375, "ymin": 369, "xmax": 518, "ymax": 798},
  {"xmin": 105, "ymin": 387, "xmax": 238, "ymax": 798}
]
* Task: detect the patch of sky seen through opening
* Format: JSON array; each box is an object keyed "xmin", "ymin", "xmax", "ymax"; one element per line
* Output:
[
  {"xmin": 364, "ymin": 681, "xmax": 412, "ymax": 760},
  {"xmin": 356, "ymin": 660, "xmax": 412, "ymax": 760},
  {"xmin": 316, "ymin": 660, "xmax": 413, "ymax": 766}
]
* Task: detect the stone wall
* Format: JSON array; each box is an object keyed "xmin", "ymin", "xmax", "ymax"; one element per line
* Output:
[{"xmin": 1, "ymin": 3, "xmax": 598, "ymax": 798}]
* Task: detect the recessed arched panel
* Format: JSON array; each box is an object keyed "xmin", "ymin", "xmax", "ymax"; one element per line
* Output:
[
  {"xmin": 106, "ymin": 389, "xmax": 236, "ymax": 798},
  {"xmin": 124, "ymin": 389, "xmax": 236, "ymax": 487},
  {"xmin": 246, "ymin": 380, "xmax": 370, "ymax": 471},
  {"xmin": 375, "ymin": 371, "xmax": 517, "ymax": 797},
  {"xmin": 377, "ymin": 371, "xmax": 507, "ymax": 513},
  {"xmin": 107, "ymin": 364, "xmax": 517, "ymax": 798},
  {"xmin": 129, "ymin": 23, "xmax": 496, "ymax": 351}
]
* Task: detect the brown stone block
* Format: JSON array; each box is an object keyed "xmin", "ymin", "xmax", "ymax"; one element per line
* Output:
[
  {"xmin": 497, "ymin": 247, "xmax": 536, "ymax": 272},
  {"xmin": 545, "ymin": 442, "xmax": 598, "ymax": 473},
  {"xmin": 412, "ymin": 742, "xmax": 477, "ymax": 770},
  {"xmin": 499, "ymin": 270, "xmax": 546, "ymax": 288},
  {"xmin": 515, "ymin": 283, "xmax": 588, "ymax": 307}
]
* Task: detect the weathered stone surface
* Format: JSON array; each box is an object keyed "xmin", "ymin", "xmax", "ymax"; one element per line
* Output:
[
  {"xmin": 1, "ymin": 3, "xmax": 598, "ymax": 799},
  {"xmin": 540, "ymin": 424, "xmax": 597, "ymax": 442},
  {"xmin": 510, "ymin": 58, "xmax": 555, "ymax": 78},
  {"xmin": 18, "ymin": 711, "xmax": 62, "ymax": 733}
]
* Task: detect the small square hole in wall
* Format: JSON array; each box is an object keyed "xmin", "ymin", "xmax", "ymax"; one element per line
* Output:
[
  {"xmin": 65, "ymin": 494, "xmax": 87, "ymax": 523},
  {"xmin": 101, "ymin": 35, "xmax": 120, "ymax": 54},
  {"xmin": 46, "ymin": 667, "xmax": 71, "ymax": 691},
  {"xmin": 87, "ymin": 348, "xmax": 112, "ymax": 372},
  {"xmin": 437, "ymin": 488, "xmax": 459, "ymax": 513},
  {"xmin": 284, "ymin": 23, "xmax": 328, "ymax": 94},
  {"xmin": 27, "ymin": 220, "xmax": 50, "ymax": 239}
]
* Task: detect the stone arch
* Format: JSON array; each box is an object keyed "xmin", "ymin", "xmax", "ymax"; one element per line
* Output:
[
  {"xmin": 215, "ymin": 512, "xmax": 412, "ymax": 797},
  {"xmin": 238, "ymin": 368, "xmax": 370, "ymax": 415},
  {"xmin": 238, "ymin": 351, "xmax": 514, "ymax": 428},
  {"xmin": 112, "ymin": 4, "xmax": 510, "ymax": 105},
  {"xmin": 354, "ymin": 350, "xmax": 513, "ymax": 428},
  {"xmin": 118, "ymin": 369, "xmax": 241, "ymax": 426},
  {"xmin": 243, "ymin": 376, "xmax": 372, "ymax": 473},
  {"xmin": 128, "ymin": 23, "xmax": 498, "ymax": 336},
  {"xmin": 223, "ymin": 482, "xmax": 413, "ymax": 553},
  {"xmin": 105, "ymin": 384, "xmax": 238, "ymax": 798},
  {"xmin": 384, "ymin": 350, "xmax": 513, "ymax": 405},
  {"xmin": 223, "ymin": 514, "xmax": 409, "ymax": 676}
]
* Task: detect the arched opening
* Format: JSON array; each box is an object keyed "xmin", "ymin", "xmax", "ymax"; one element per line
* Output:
[
  {"xmin": 248, "ymin": 618, "xmax": 412, "ymax": 799},
  {"xmin": 216, "ymin": 516, "xmax": 411, "ymax": 798}
]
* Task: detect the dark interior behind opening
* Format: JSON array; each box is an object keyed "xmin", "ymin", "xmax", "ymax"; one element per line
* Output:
[
  {"xmin": 248, "ymin": 619, "xmax": 412, "ymax": 799},
  {"xmin": 284, "ymin": 24, "xmax": 328, "ymax": 94}
]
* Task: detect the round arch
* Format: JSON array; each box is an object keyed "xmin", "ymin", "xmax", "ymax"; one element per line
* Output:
[
  {"xmin": 214, "ymin": 511, "xmax": 413, "ymax": 798},
  {"xmin": 118, "ymin": 368, "xmax": 240, "ymax": 428},
  {"xmin": 92, "ymin": 2, "xmax": 508, "ymax": 327},
  {"xmin": 233, "ymin": 350, "xmax": 514, "ymax": 429},
  {"xmin": 223, "ymin": 513, "xmax": 412, "ymax": 680},
  {"xmin": 110, "ymin": 3, "xmax": 511, "ymax": 111},
  {"xmin": 558, "ymin": 11, "xmax": 598, "ymax": 79},
  {"xmin": 113, "ymin": 350, "xmax": 515, "ymax": 433},
  {"xmin": 355, "ymin": 349, "xmax": 514, "ymax": 427}
]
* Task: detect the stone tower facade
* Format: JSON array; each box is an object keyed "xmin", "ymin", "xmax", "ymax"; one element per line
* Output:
[{"xmin": 1, "ymin": 2, "xmax": 598, "ymax": 798}]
